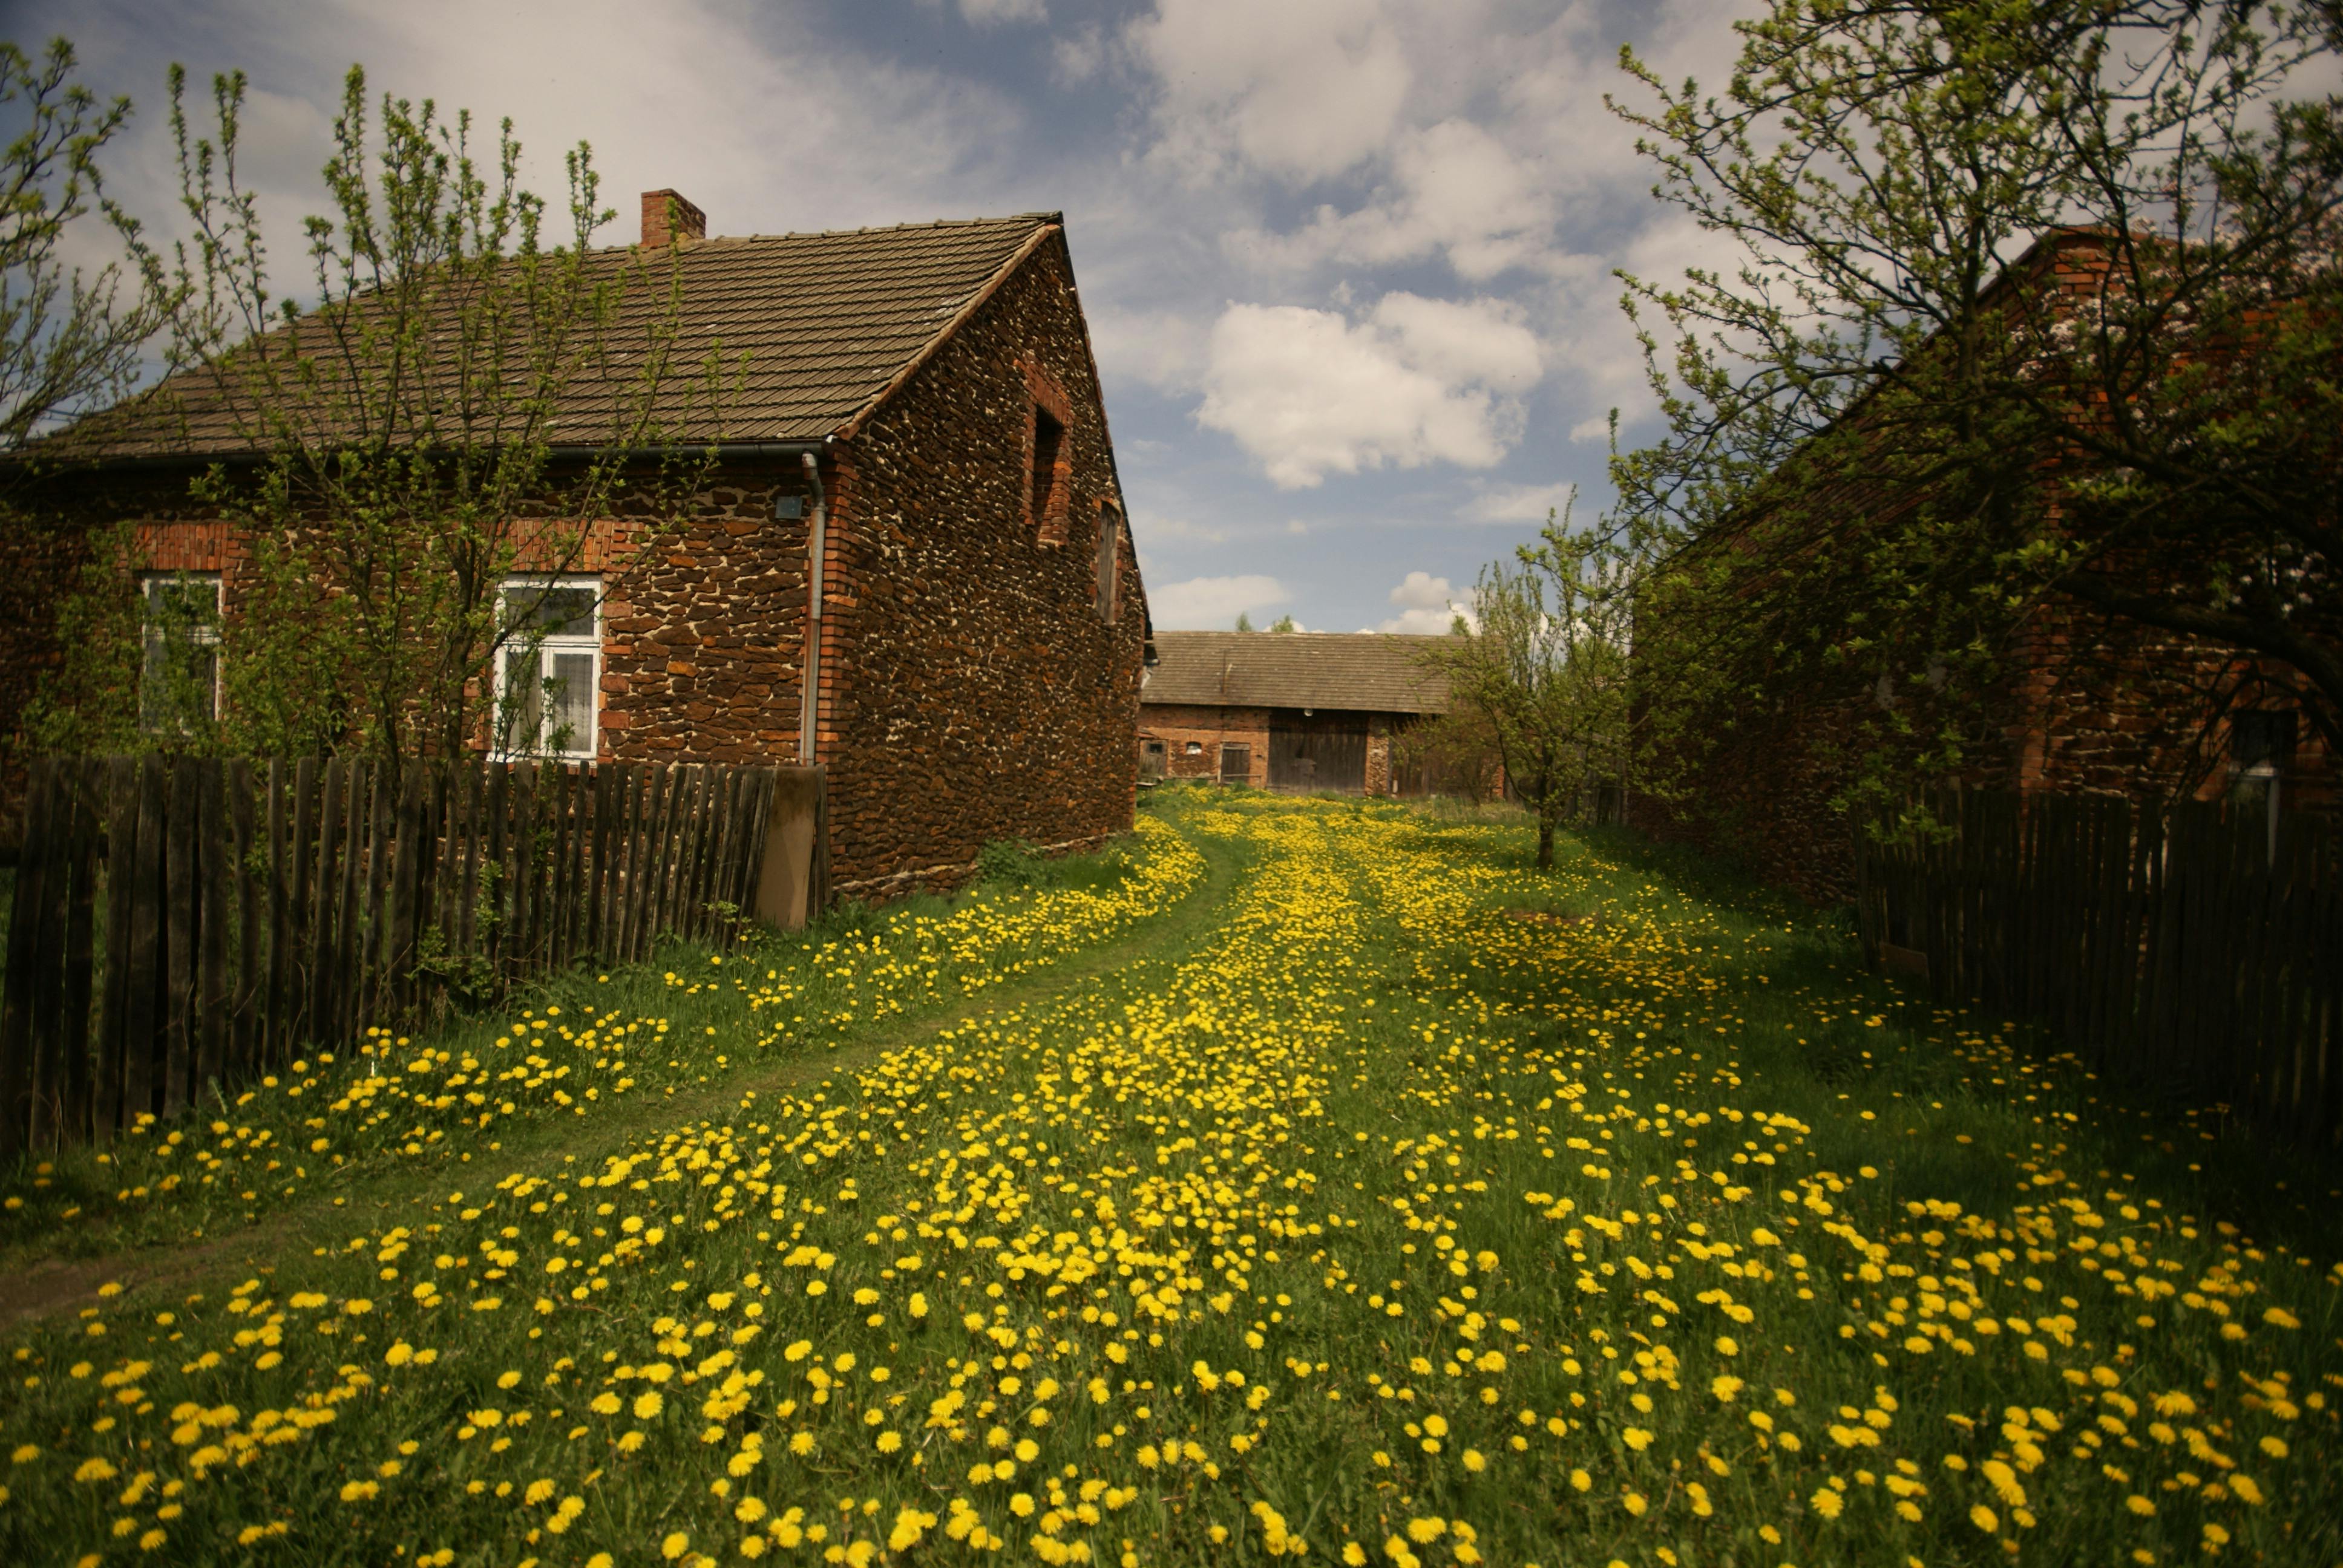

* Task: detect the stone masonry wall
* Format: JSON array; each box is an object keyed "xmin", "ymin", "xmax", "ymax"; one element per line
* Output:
[{"xmin": 821, "ymin": 232, "xmax": 1150, "ymax": 898}]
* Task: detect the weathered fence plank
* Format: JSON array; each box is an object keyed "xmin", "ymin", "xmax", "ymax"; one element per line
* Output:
[
  {"xmin": 0, "ymin": 757, "xmax": 800, "ymax": 1154},
  {"xmin": 1860, "ymin": 786, "xmax": 2343, "ymax": 1147}
]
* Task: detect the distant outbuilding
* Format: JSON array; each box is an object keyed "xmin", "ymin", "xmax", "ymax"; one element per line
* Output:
[{"xmin": 1138, "ymin": 631, "xmax": 1450, "ymax": 794}]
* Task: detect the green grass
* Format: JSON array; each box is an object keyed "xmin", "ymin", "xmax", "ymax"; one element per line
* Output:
[
  {"xmin": 0, "ymin": 814, "xmax": 1202, "ymax": 1266},
  {"xmin": 0, "ymin": 792, "xmax": 2336, "ymax": 1568}
]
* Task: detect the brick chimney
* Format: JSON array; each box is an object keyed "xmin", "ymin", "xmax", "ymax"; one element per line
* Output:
[{"xmin": 641, "ymin": 189, "xmax": 706, "ymax": 249}]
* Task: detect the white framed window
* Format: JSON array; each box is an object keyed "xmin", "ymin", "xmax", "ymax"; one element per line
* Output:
[
  {"xmin": 139, "ymin": 572, "xmax": 222, "ymax": 733},
  {"xmin": 496, "ymin": 576, "xmax": 601, "ymax": 760}
]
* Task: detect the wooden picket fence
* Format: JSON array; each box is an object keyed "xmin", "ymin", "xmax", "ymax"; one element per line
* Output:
[
  {"xmin": 0, "ymin": 756, "xmax": 784, "ymax": 1157},
  {"xmin": 1854, "ymin": 788, "xmax": 2343, "ymax": 1146}
]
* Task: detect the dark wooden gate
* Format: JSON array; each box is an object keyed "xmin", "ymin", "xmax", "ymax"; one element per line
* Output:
[{"xmin": 1269, "ymin": 711, "xmax": 1368, "ymax": 792}]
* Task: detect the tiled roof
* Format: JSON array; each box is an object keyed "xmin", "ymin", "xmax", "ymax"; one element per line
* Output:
[
  {"xmin": 1142, "ymin": 631, "xmax": 1452, "ymax": 714},
  {"xmin": 53, "ymin": 214, "xmax": 1060, "ymax": 459}
]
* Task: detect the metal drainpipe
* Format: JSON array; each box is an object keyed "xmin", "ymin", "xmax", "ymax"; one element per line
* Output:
[{"xmin": 798, "ymin": 450, "xmax": 828, "ymax": 765}]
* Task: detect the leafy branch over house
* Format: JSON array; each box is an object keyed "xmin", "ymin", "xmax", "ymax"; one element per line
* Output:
[{"xmin": 1604, "ymin": 0, "xmax": 2343, "ymax": 897}]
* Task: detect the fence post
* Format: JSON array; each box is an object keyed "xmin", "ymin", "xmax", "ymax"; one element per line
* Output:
[{"xmin": 752, "ymin": 767, "xmax": 828, "ymax": 932}]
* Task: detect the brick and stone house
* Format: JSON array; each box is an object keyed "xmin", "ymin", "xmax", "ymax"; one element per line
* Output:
[
  {"xmin": 1139, "ymin": 631, "xmax": 1447, "ymax": 794},
  {"xmin": 0, "ymin": 195, "xmax": 1150, "ymax": 901},
  {"xmin": 1636, "ymin": 227, "xmax": 2336, "ymax": 904}
]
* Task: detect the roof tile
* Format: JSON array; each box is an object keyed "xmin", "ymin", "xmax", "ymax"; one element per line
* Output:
[
  {"xmin": 1142, "ymin": 631, "xmax": 1451, "ymax": 714},
  {"xmin": 57, "ymin": 214, "xmax": 1059, "ymax": 459}
]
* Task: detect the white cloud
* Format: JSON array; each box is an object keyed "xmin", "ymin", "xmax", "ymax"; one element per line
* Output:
[
  {"xmin": 1461, "ymin": 481, "xmax": 1575, "ymax": 524},
  {"xmin": 1133, "ymin": 511, "xmax": 1233, "ymax": 546},
  {"xmin": 1129, "ymin": 0, "xmax": 1410, "ymax": 184},
  {"xmin": 1388, "ymin": 569, "xmax": 1457, "ymax": 609},
  {"xmin": 954, "ymin": 0, "xmax": 1047, "ymax": 22},
  {"xmin": 1086, "ymin": 304, "xmax": 1211, "ymax": 395},
  {"xmin": 1227, "ymin": 119, "xmax": 1556, "ymax": 281},
  {"xmin": 90, "ymin": 0, "xmax": 1035, "ymax": 278},
  {"xmin": 1195, "ymin": 293, "xmax": 1541, "ymax": 488},
  {"xmin": 1150, "ymin": 573, "xmax": 1289, "ymax": 628},
  {"xmin": 1052, "ymin": 25, "xmax": 1107, "ymax": 81},
  {"xmin": 1377, "ymin": 569, "xmax": 1471, "ymax": 633},
  {"xmin": 1380, "ymin": 605, "xmax": 1469, "ymax": 634}
]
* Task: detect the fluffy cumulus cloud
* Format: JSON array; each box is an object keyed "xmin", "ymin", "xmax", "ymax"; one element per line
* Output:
[
  {"xmin": 1377, "ymin": 569, "xmax": 1470, "ymax": 634},
  {"xmin": 1461, "ymin": 481, "xmax": 1576, "ymax": 524},
  {"xmin": 1196, "ymin": 293, "xmax": 1542, "ymax": 488},
  {"xmin": 1227, "ymin": 119, "xmax": 1558, "ymax": 281},
  {"xmin": 1130, "ymin": 0, "xmax": 1411, "ymax": 184},
  {"xmin": 1150, "ymin": 573, "xmax": 1291, "ymax": 629}
]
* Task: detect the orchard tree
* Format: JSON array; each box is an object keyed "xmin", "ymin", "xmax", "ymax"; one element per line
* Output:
[
  {"xmin": 1426, "ymin": 501, "xmax": 1636, "ymax": 869},
  {"xmin": 1608, "ymin": 0, "xmax": 2343, "ymax": 808}
]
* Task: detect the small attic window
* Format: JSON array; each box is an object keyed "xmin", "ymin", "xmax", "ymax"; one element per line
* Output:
[{"xmin": 1030, "ymin": 404, "xmax": 1067, "ymax": 543}]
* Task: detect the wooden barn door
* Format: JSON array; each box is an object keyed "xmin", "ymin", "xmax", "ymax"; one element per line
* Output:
[{"xmin": 1269, "ymin": 711, "xmax": 1368, "ymax": 792}]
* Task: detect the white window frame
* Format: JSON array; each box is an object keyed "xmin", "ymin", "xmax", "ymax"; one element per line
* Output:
[
  {"xmin": 138, "ymin": 571, "xmax": 223, "ymax": 733},
  {"xmin": 494, "ymin": 575, "xmax": 603, "ymax": 761}
]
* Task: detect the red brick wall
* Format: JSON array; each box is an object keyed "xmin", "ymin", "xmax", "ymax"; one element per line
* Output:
[
  {"xmin": 1137, "ymin": 705, "xmax": 1412, "ymax": 794},
  {"xmin": 1139, "ymin": 703, "xmax": 1270, "ymax": 786}
]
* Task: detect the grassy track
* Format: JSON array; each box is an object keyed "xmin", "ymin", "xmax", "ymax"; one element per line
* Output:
[{"xmin": 0, "ymin": 792, "xmax": 2337, "ymax": 1567}]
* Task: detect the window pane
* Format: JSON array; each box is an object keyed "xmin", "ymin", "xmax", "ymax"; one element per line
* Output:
[
  {"xmin": 145, "ymin": 577, "xmax": 221, "ymax": 625},
  {"xmin": 549, "ymin": 652, "xmax": 596, "ymax": 757},
  {"xmin": 502, "ymin": 648, "xmax": 542, "ymax": 753},
  {"xmin": 503, "ymin": 585, "xmax": 597, "ymax": 638}
]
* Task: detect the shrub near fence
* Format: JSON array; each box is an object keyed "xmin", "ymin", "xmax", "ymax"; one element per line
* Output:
[
  {"xmin": 1854, "ymin": 788, "xmax": 2343, "ymax": 1146},
  {"xmin": 0, "ymin": 756, "xmax": 786, "ymax": 1157}
]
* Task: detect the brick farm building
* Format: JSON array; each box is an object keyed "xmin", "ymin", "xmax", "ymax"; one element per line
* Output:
[
  {"xmin": 1635, "ymin": 227, "xmax": 2337, "ymax": 904},
  {"xmin": 1139, "ymin": 631, "xmax": 1449, "ymax": 794},
  {"xmin": 0, "ymin": 196, "xmax": 1150, "ymax": 901}
]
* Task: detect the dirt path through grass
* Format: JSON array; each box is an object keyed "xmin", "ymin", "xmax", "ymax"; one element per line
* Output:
[{"xmin": 0, "ymin": 817, "xmax": 1250, "ymax": 1329}]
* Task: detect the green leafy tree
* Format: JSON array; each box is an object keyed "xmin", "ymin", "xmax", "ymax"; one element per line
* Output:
[
  {"xmin": 35, "ymin": 62, "xmax": 730, "ymax": 760},
  {"xmin": 1426, "ymin": 501, "xmax": 1636, "ymax": 869},
  {"xmin": 1608, "ymin": 0, "xmax": 2343, "ymax": 810},
  {"xmin": 0, "ymin": 38, "xmax": 164, "ymax": 453}
]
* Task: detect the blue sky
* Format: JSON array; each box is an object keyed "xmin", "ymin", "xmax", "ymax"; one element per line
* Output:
[{"xmin": 13, "ymin": 0, "xmax": 1758, "ymax": 630}]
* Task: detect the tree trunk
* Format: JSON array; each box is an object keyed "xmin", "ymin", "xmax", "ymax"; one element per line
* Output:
[{"xmin": 1537, "ymin": 820, "xmax": 1555, "ymax": 870}]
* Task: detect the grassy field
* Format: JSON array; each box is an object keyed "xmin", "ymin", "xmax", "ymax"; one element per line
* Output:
[{"xmin": 0, "ymin": 789, "xmax": 2336, "ymax": 1567}]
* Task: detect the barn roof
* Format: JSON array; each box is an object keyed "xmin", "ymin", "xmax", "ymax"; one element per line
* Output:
[
  {"xmin": 48, "ymin": 213, "xmax": 1063, "ymax": 460},
  {"xmin": 1142, "ymin": 631, "xmax": 1451, "ymax": 714}
]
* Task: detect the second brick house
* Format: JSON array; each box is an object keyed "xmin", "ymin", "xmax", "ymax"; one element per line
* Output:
[{"xmin": 2, "ymin": 195, "xmax": 1150, "ymax": 901}]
